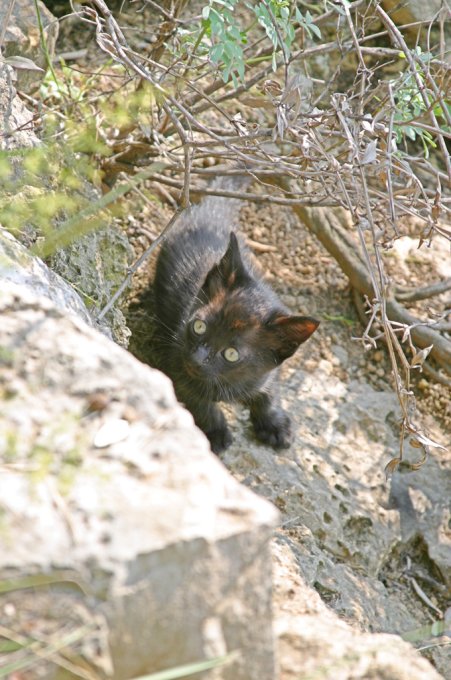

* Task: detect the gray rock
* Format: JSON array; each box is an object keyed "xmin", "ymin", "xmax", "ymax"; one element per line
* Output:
[
  {"xmin": 0, "ymin": 65, "xmax": 40, "ymax": 150},
  {"xmin": 222, "ymin": 365, "xmax": 450, "ymax": 677},
  {"xmin": 0, "ymin": 227, "xmax": 93, "ymax": 325},
  {"xmin": 0, "ymin": 0, "xmax": 58, "ymax": 93},
  {"xmin": 273, "ymin": 540, "xmax": 444, "ymax": 680},
  {"xmin": 50, "ymin": 225, "xmax": 133, "ymax": 347},
  {"xmin": 0, "ymin": 282, "xmax": 279, "ymax": 680}
]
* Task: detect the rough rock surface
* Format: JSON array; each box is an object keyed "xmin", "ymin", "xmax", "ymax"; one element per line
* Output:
[
  {"xmin": 0, "ymin": 65, "xmax": 40, "ymax": 150},
  {"xmin": 218, "ymin": 360, "xmax": 450, "ymax": 677},
  {"xmin": 0, "ymin": 0, "xmax": 58, "ymax": 92},
  {"xmin": 0, "ymin": 282, "xmax": 278, "ymax": 680},
  {"xmin": 0, "ymin": 227, "xmax": 93, "ymax": 325},
  {"xmin": 50, "ymin": 226, "xmax": 133, "ymax": 347},
  {"xmin": 273, "ymin": 540, "xmax": 444, "ymax": 680}
]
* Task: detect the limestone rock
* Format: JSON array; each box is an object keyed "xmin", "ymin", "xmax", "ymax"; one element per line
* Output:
[
  {"xmin": 50, "ymin": 225, "xmax": 133, "ymax": 347},
  {"xmin": 222, "ymin": 365, "xmax": 450, "ymax": 677},
  {"xmin": 0, "ymin": 282, "xmax": 279, "ymax": 680},
  {"xmin": 0, "ymin": 227, "xmax": 93, "ymax": 325},
  {"xmin": 272, "ymin": 540, "xmax": 445, "ymax": 680},
  {"xmin": 0, "ymin": 65, "xmax": 40, "ymax": 150},
  {"xmin": 0, "ymin": 0, "xmax": 58, "ymax": 92}
]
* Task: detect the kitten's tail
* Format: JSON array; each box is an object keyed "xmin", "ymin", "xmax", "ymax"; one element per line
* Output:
[{"xmin": 189, "ymin": 173, "xmax": 251, "ymax": 229}]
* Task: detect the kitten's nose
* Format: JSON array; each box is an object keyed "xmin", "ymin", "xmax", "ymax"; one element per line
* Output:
[{"xmin": 192, "ymin": 345, "xmax": 210, "ymax": 366}]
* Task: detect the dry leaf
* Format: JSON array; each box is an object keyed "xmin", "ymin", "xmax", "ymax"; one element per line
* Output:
[
  {"xmin": 262, "ymin": 79, "xmax": 283, "ymax": 96},
  {"xmin": 361, "ymin": 140, "xmax": 378, "ymax": 165},
  {"xmin": 2, "ymin": 55, "xmax": 44, "ymax": 72},
  {"xmin": 412, "ymin": 430, "xmax": 446, "ymax": 450},
  {"xmin": 410, "ymin": 344, "xmax": 433, "ymax": 368},
  {"xmin": 241, "ymin": 96, "xmax": 274, "ymax": 110},
  {"xmin": 385, "ymin": 457, "xmax": 401, "ymax": 477}
]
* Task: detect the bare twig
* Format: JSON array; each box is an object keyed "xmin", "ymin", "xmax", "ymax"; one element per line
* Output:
[
  {"xmin": 396, "ymin": 279, "xmax": 451, "ymax": 303},
  {"xmin": 65, "ymin": 0, "xmax": 449, "ymax": 464}
]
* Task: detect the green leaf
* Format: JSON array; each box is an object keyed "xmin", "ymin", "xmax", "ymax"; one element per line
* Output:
[
  {"xmin": 294, "ymin": 7, "xmax": 303, "ymax": 23},
  {"xmin": 309, "ymin": 22, "xmax": 322, "ymax": 39},
  {"xmin": 210, "ymin": 7, "xmax": 225, "ymax": 25},
  {"xmin": 210, "ymin": 43, "xmax": 224, "ymax": 62},
  {"xmin": 223, "ymin": 62, "xmax": 231, "ymax": 82},
  {"xmin": 228, "ymin": 24, "xmax": 242, "ymax": 41},
  {"xmin": 236, "ymin": 58, "xmax": 245, "ymax": 81}
]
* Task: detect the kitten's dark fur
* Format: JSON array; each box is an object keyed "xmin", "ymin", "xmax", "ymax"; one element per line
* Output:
[{"xmin": 153, "ymin": 183, "xmax": 319, "ymax": 453}]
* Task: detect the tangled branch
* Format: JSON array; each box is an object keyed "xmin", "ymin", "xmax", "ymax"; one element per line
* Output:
[{"xmin": 74, "ymin": 0, "xmax": 450, "ymax": 468}]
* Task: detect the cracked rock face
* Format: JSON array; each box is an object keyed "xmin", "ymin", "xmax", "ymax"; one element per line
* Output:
[
  {"xmin": 0, "ymin": 282, "xmax": 278, "ymax": 680},
  {"xmin": 220, "ymin": 360, "xmax": 450, "ymax": 678}
]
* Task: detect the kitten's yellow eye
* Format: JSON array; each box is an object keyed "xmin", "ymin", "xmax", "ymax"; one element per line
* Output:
[
  {"xmin": 193, "ymin": 319, "xmax": 207, "ymax": 335},
  {"xmin": 223, "ymin": 347, "xmax": 240, "ymax": 363}
]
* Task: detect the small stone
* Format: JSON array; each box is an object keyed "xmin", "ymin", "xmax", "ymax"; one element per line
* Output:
[
  {"xmin": 93, "ymin": 418, "xmax": 130, "ymax": 448},
  {"xmin": 418, "ymin": 378, "xmax": 428, "ymax": 390},
  {"xmin": 304, "ymin": 359, "xmax": 317, "ymax": 371},
  {"xmin": 373, "ymin": 351, "xmax": 384, "ymax": 362}
]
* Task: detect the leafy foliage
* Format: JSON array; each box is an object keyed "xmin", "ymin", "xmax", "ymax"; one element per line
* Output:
[
  {"xmin": 201, "ymin": 0, "xmax": 321, "ymax": 84},
  {"xmin": 392, "ymin": 48, "xmax": 451, "ymax": 156}
]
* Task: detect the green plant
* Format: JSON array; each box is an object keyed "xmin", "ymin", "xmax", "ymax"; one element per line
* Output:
[
  {"xmin": 392, "ymin": 47, "xmax": 451, "ymax": 157},
  {"xmin": 201, "ymin": 0, "xmax": 321, "ymax": 85}
]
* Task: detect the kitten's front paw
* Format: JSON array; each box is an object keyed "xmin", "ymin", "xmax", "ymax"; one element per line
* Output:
[
  {"xmin": 252, "ymin": 410, "xmax": 292, "ymax": 449},
  {"xmin": 206, "ymin": 426, "xmax": 233, "ymax": 454}
]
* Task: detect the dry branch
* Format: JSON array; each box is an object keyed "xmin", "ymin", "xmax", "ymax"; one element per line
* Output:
[
  {"xmin": 72, "ymin": 0, "xmax": 450, "ymax": 462},
  {"xmin": 291, "ymin": 203, "xmax": 451, "ymax": 375}
]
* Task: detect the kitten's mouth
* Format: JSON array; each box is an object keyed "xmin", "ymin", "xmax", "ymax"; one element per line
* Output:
[{"xmin": 184, "ymin": 360, "xmax": 202, "ymax": 378}]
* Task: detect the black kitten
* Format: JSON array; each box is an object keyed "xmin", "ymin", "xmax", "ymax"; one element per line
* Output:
[{"xmin": 153, "ymin": 186, "xmax": 319, "ymax": 453}]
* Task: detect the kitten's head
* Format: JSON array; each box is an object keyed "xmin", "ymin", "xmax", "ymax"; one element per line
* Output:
[{"xmin": 182, "ymin": 232, "xmax": 319, "ymax": 397}]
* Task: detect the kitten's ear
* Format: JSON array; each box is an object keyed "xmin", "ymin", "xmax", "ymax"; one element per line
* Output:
[
  {"xmin": 201, "ymin": 232, "xmax": 249, "ymax": 299},
  {"xmin": 266, "ymin": 314, "xmax": 320, "ymax": 364}
]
